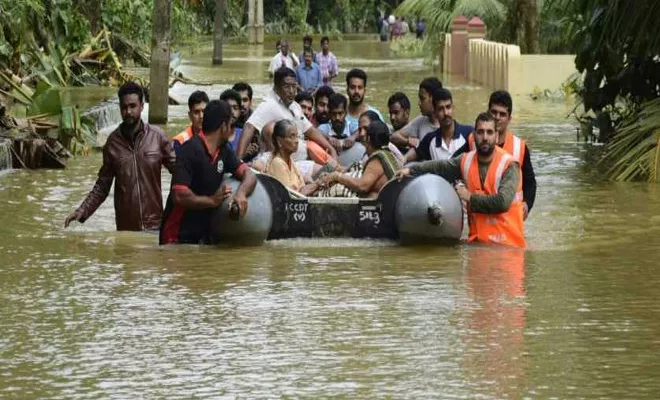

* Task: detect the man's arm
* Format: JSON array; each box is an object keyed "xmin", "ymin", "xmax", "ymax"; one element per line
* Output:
[
  {"xmin": 330, "ymin": 55, "xmax": 339, "ymax": 78},
  {"xmin": 409, "ymin": 154, "xmax": 463, "ymax": 183},
  {"xmin": 233, "ymin": 167, "xmax": 257, "ymax": 200},
  {"xmin": 521, "ymin": 145, "xmax": 537, "ymax": 212},
  {"xmin": 172, "ymin": 151, "xmax": 228, "ymax": 209},
  {"xmin": 173, "ymin": 186, "xmax": 229, "ymax": 209},
  {"xmin": 313, "ymin": 67, "xmax": 323, "ymax": 91},
  {"xmin": 391, "ymin": 116, "xmax": 421, "ymax": 148},
  {"xmin": 305, "ymin": 126, "xmax": 338, "ymax": 158},
  {"xmin": 228, "ymin": 160, "xmax": 257, "ymax": 217},
  {"xmin": 469, "ymin": 163, "xmax": 520, "ymax": 214},
  {"xmin": 66, "ymin": 146, "xmax": 115, "ymax": 226},
  {"xmin": 404, "ymin": 147, "xmax": 418, "ymax": 163},
  {"xmin": 390, "ymin": 130, "xmax": 412, "ymax": 148},
  {"xmin": 160, "ymin": 131, "xmax": 176, "ymax": 174},
  {"xmin": 237, "ymin": 122, "xmax": 257, "ymax": 158}
]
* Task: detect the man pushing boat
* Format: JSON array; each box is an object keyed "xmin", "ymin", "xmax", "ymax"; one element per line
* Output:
[{"xmin": 395, "ymin": 112, "xmax": 525, "ymax": 248}]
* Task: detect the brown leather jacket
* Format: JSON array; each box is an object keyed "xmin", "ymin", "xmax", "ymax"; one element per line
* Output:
[{"xmin": 76, "ymin": 121, "xmax": 176, "ymax": 230}]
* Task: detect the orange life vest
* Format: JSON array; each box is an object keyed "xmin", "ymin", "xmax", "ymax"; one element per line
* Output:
[
  {"xmin": 468, "ymin": 131, "xmax": 526, "ymax": 165},
  {"xmin": 173, "ymin": 126, "xmax": 194, "ymax": 146},
  {"xmin": 460, "ymin": 147, "xmax": 526, "ymax": 248}
]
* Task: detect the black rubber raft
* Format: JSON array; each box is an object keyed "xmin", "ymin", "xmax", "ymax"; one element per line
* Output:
[{"xmin": 211, "ymin": 173, "xmax": 464, "ymax": 245}]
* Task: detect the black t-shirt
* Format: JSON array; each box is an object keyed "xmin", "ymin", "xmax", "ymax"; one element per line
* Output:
[{"xmin": 160, "ymin": 133, "xmax": 247, "ymax": 244}]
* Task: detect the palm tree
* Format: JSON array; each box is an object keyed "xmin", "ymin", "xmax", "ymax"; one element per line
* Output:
[{"xmin": 395, "ymin": 0, "xmax": 543, "ymax": 53}]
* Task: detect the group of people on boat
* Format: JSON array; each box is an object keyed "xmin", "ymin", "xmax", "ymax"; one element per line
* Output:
[{"xmin": 64, "ymin": 49, "xmax": 536, "ymax": 249}]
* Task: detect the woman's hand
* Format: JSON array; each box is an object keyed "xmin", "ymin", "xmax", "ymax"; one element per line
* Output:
[{"xmin": 318, "ymin": 171, "xmax": 339, "ymax": 186}]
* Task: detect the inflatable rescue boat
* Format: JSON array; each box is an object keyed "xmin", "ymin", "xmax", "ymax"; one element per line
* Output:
[{"xmin": 211, "ymin": 173, "xmax": 464, "ymax": 245}]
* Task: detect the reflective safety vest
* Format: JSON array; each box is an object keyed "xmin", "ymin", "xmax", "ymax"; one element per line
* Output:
[
  {"xmin": 173, "ymin": 126, "xmax": 194, "ymax": 146},
  {"xmin": 460, "ymin": 147, "xmax": 526, "ymax": 248},
  {"xmin": 468, "ymin": 131, "xmax": 526, "ymax": 165}
]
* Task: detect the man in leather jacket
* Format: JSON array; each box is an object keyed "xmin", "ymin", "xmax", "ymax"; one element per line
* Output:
[{"xmin": 64, "ymin": 82, "xmax": 176, "ymax": 231}]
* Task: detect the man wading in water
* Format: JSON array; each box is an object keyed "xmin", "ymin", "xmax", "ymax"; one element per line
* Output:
[
  {"xmin": 395, "ymin": 112, "xmax": 525, "ymax": 248},
  {"xmin": 64, "ymin": 82, "xmax": 175, "ymax": 231},
  {"xmin": 160, "ymin": 100, "xmax": 256, "ymax": 245},
  {"xmin": 459, "ymin": 90, "xmax": 537, "ymax": 220}
]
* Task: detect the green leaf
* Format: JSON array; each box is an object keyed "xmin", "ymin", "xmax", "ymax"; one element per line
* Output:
[{"xmin": 27, "ymin": 87, "xmax": 62, "ymax": 117}]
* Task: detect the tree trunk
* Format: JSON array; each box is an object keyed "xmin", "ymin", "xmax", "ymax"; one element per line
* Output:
[
  {"xmin": 521, "ymin": 0, "xmax": 540, "ymax": 53},
  {"xmin": 213, "ymin": 0, "xmax": 225, "ymax": 65},
  {"xmin": 148, "ymin": 0, "xmax": 172, "ymax": 124},
  {"xmin": 506, "ymin": 0, "xmax": 523, "ymax": 46},
  {"xmin": 256, "ymin": 0, "xmax": 264, "ymax": 43},
  {"xmin": 247, "ymin": 0, "xmax": 255, "ymax": 44}
]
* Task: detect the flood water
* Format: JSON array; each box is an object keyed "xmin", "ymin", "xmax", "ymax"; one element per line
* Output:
[{"xmin": 2, "ymin": 37, "xmax": 660, "ymax": 399}]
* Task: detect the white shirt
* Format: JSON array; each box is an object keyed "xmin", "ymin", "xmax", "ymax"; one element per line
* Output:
[
  {"xmin": 246, "ymin": 90, "xmax": 313, "ymax": 161},
  {"xmin": 427, "ymin": 134, "xmax": 466, "ymax": 160},
  {"xmin": 268, "ymin": 52, "xmax": 298, "ymax": 74}
]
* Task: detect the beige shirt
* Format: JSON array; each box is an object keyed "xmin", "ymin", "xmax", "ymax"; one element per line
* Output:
[{"xmin": 266, "ymin": 155, "xmax": 305, "ymax": 191}]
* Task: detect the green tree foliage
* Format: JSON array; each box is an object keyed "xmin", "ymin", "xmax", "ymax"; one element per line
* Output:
[
  {"xmin": 395, "ymin": 0, "xmax": 577, "ymax": 54},
  {"xmin": 559, "ymin": 0, "xmax": 660, "ymax": 181}
]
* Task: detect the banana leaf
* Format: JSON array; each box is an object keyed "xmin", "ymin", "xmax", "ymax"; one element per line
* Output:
[{"xmin": 27, "ymin": 86, "xmax": 62, "ymax": 117}]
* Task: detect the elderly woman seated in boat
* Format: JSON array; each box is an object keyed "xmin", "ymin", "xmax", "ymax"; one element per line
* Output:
[
  {"xmin": 266, "ymin": 119, "xmax": 326, "ymax": 196},
  {"xmin": 252, "ymin": 121, "xmax": 342, "ymax": 182},
  {"xmin": 318, "ymin": 120, "xmax": 403, "ymax": 198}
]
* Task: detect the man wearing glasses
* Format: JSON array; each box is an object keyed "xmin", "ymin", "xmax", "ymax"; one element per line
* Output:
[{"xmin": 236, "ymin": 67, "xmax": 337, "ymax": 163}]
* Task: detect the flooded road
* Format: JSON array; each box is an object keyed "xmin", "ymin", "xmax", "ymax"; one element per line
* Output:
[{"xmin": 1, "ymin": 37, "xmax": 660, "ymax": 398}]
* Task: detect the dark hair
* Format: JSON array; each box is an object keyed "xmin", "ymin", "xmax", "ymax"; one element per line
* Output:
[
  {"xmin": 474, "ymin": 111, "xmax": 495, "ymax": 128},
  {"xmin": 303, "ymin": 48, "xmax": 314, "ymax": 57},
  {"xmin": 276, "ymin": 39, "xmax": 281, "ymax": 47},
  {"xmin": 419, "ymin": 77, "xmax": 443, "ymax": 95},
  {"xmin": 295, "ymin": 91, "xmax": 314, "ymax": 104},
  {"xmin": 187, "ymin": 90, "xmax": 209, "ymax": 110},
  {"xmin": 274, "ymin": 67, "xmax": 297, "ymax": 87},
  {"xmin": 328, "ymin": 93, "xmax": 347, "ymax": 110},
  {"xmin": 314, "ymin": 86, "xmax": 335, "ymax": 103},
  {"xmin": 202, "ymin": 100, "xmax": 232, "ymax": 133},
  {"xmin": 232, "ymin": 82, "xmax": 253, "ymax": 100},
  {"xmin": 387, "ymin": 92, "xmax": 411, "ymax": 111},
  {"xmin": 360, "ymin": 110, "xmax": 381, "ymax": 123},
  {"xmin": 118, "ymin": 81, "xmax": 144, "ymax": 103},
  {"xmin": 432, "ymin": 88, "xmax": 453, "ymax": 105},
  {"xmin": 219, "ymin": 89, "xmax": 242, "ymax": 106},
  {"xmin": 346, "ymin": 68, "xmax": 367, "ymax": 87},
  {"xmin": 303, "ymin": 34, "xmax": 312, "ymax": 43},
  {"xmin": 488, "ymin": 90, "xmax": 513, "ymax": 115},
  {"xmin": 320, "ymin": 36, "xmax": 329, "ymax": 45},
  {"xmin": 272, "ymin": 119, "xmax": 296, "ymax": 154},
  {"xmin": 366, "ymin": 120, "xmax": 390, "ymax": 148}
]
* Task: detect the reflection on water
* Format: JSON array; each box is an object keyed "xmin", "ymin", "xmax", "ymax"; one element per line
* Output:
[{"xmin": 1, "ymin": 37, "xmax": 660, "ymax": 398}]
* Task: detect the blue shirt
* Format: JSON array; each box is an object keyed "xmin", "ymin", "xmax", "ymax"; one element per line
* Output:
[
  {"xmin": 229, "ymin": 127, "xmax": 243, "ymax": 152},
  {"xmin": 318, "ymin": 121, "xmax": 355, "ymax": 139},
  {"xmin": 295, "ymin": 63, "xmax": 323, "ymax": 93},
  {"xmin": 346, "ymin": 105, "xmax": 384, "ymax": 133}
]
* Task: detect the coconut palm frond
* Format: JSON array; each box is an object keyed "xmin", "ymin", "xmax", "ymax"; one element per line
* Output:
[
  {"xmin": 603, "ymin": 99, "xmax": 660, "ymax": 182},
  {"xmin": 396, "ymin": 0, "xmax": 456, "ymax": 35},
  {"xmin": 453, "ymin": 0, "xmax": 505, "ymax": 22}
]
